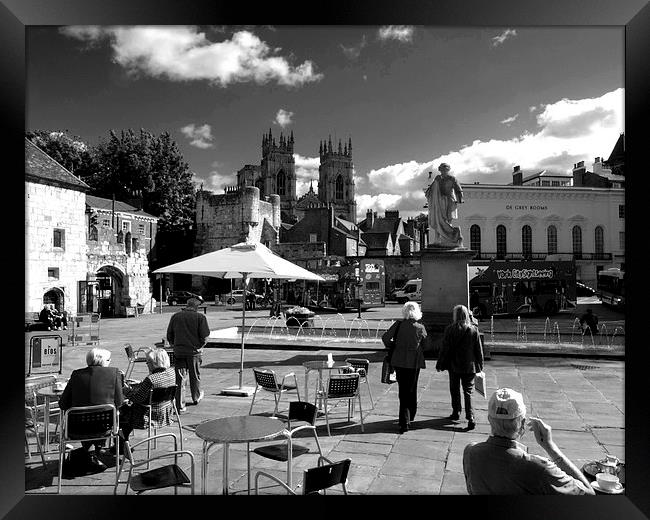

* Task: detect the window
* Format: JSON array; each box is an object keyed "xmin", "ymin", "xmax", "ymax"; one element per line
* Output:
[
  {"xmin": 619, "ymin": 232, "xmax": 625, "ymax": 250},
  {"xmin": 618, "ymin": 205, "xmax": 625, "ymax": 218},
  {"xmin": 541, "ymin": 180, "xmax": 550, "ymax": 186},
  {"xmin": 551, "ymin": 180, "xmax": 560, "ymax": 186},
  {"xmin": 122, "ymin": 220, "xmax": 131, "ymax": 233},
  {"xmin": 102, "ymin": 219, "xmax": 111, "ymax": 227},
  {"xmin": 547, "ymin": 225, "xmax": 557, "ymax": 255},
  {"xmin": 335, "ymin": 175, "xmax": 344, "ymax": 200},
  {"xmin": 53, "ymin": 229, "xmax": 65, "ymax": 249},
  {"xmin": 138, "ymin": 223, "xmax": 145, "ymax": 234},
  {"xmin": 47, "ymin": 267, "xmax": 59, "ymax": 280},
  {"xmin": 470, "ymin": 225, "xmax": 481, "ymax": 256},
  {"xmin": 309, "ymin": 233, "xmax": 317, "ymax": 243},
  {"xmin": 125, "ymin": 232, "xmax": 132, "ymax": 254},
  {"xmin": 521, "ymin": 225, "xmax": 532, "ymax": 259},
  {"xmin": 496, "ymin": 225, "xmax": 507, "ymax": 259},
  {"xmin": 572, "ymin": 225, "xmax": 582, "ymax": 259},
  {"xmin": 89, "ymin": 226, "xmax": 98, "ymax": 241},
  {"xmin": 594, "ymin": 226, "xmax": 604, "ymax": 258},
  {"xmin": 117, "ymin": 230, "xmax": 124, "ymax": 244},
  {"xmin": 276, "ymin": 170, "xmax": 286, "ymax": 196}
]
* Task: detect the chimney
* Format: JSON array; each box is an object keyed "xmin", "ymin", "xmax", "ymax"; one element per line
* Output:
[
  {"xmin": 366, "ymin": 208, "xmax": 374, "ymax": 229},
  {"xmin": 512, "ymin": 165, "xmax": 522, "ymax": 186}
]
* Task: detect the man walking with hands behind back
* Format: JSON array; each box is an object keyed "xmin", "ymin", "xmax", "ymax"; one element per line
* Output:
[
  {"xmin": 167, "ymin": 297, "xmax": 211, "ymax": 412},
  {"xmin": 463, "ymin": 387, "xmax": 594, "ymax": 495}
]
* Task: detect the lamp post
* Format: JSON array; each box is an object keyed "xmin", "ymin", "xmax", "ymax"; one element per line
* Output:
[{"xmin": 354, "ymin": 261, "xmax": 362, "ymax": 319}]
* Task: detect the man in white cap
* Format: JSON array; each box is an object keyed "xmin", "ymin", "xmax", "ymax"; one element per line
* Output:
[{"xmin": 463, "ymin": 387, "xmax": 594, "ymax": 494}]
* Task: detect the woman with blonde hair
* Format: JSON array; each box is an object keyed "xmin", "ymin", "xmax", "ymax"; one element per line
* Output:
[
  {"xmin": 381, "ymin": 301, "xmax": 428, "ymax": 434},
  {"xmin": 437, "ymin": 304, "xmax": 484, "ymax": 430}
]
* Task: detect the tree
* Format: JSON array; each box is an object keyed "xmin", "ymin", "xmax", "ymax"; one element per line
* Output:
[{"xmin": 26, "ymin": 129, "xmax": 95, "ymax": 177}]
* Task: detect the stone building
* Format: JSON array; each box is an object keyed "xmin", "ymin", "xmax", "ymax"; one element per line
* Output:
[
  {"xmin": 85, "ymin": 195, "xmax": 159, "ymax": 317},
  {"xmin": 358, "ymin": 209, "xmax": 420, "ymax": 256},
  {"xmin": 317, "ymin": 136, "xmax": 357, "ymax": 222},
  {"xmin": 25, "ymin": 138, "xmax": 90, "ymax": 315},
  {"xmin": 25, "ymin": 138, "xmax": 159, "ymax": 317}
]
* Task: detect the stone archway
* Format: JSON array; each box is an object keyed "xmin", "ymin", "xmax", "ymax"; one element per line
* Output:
[
  {"xmin": 96, "ymin": 265, "xmax": 127, "ymax": 317},
  {"xmin": 43, "ymin": 287, "xmax": 65, "ymax": 311}
]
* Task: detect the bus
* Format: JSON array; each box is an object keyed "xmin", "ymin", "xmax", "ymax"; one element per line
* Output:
[
  {"xmin": 305, "ymin": 259, "xmax": 386, "ymax": 312},
  {"xmin": 469, "ymin": 261, "xmax": 577, "ymax": 318},
  {"xmin": 596, "ymin": 268, "xmax": 625, "ymax": 308}
]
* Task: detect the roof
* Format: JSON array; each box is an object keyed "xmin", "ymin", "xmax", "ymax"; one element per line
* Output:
[
  {"xmin": 361, "ymin": 231, "xmax": 392, "ymax": 249},
  {"xmin": 25, "ymin": 138, "xmax": 90, "ymax": 192},
  {"xmin": 606, "ymin": 133, "xmax": 624, "ymax": 165},
  {"xmin": 86, "ymin": 194, "xmax": 158, "ymax": 220},
  {"xmin": 521, "ymin": 170, "xmax": 571, "ymax": 184},
  {"xmin": 335, "ymin": 216, "xmax": 358, "ymax": 233}
]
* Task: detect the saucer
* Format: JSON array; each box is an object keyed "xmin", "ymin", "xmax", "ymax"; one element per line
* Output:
[{"xmin": 592, "ymin": 481, "xmax": 624, "ymax": 494}]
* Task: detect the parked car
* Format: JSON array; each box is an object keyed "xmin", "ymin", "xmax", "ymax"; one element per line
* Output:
[
  {"xmin": 226, "ymin": 290, "xmax": 267, "ymax": 307},
  {"xmin": 576, "ymin": 282, "xmax": 596, "ymax": 297},
  {"xmin": 167, "ymin": 291, "xmax": 204, "ymax": 306}
]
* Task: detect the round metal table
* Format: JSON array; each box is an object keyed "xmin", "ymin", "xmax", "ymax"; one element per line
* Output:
[
  {"xmin": 195, "ymin": 415, "xmax": 286, "ymax": 495},
  {"xmin": 37, "ymin": 386, "xmax": 65, "ymax": 452}
]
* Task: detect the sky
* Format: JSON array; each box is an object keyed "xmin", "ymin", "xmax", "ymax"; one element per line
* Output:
[{"xmin": 26, "ymin": 25, "xmax": 624, "ymax": 221}]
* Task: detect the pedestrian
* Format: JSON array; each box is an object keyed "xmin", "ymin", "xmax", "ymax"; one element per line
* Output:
[
  {"xmin": 436, "ymin": 304, "xmax": 484, "ymax": 431},
  {"xmin": 39, "ymin": 303, "xmax": 55, "ymax": 330},
  {"xmin": 463, "ymin": 387, "xmax": 595, "ymax": 495},
  {"xmin": 381, "ymin": 301, "xmax": 428, "ymax": 434},
  {"xmin": 166, "ymin": 297, "xmax": 210, "ymax": 412},
  {"xmin": 50, "ymin": 304, "xmax": 68, "ymax": 330},
  {"xmin": 58, "ymin": 347, "xmax": 124, "ymax": 473},
  {"xmin": 580, "ymin": 308, "xmax": 599, "ymax": 336}
]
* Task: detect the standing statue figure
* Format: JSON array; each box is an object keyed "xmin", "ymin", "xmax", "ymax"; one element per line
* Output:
[{"xmin": 425, "ymin": 163, "xmax": 464, "ymax": 247}]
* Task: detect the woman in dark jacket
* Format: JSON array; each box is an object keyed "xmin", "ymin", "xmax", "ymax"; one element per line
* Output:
[
  {"xmin": 382, "ymin": 302, "xmax": 428, "ymax": 434},
  {"xmin": 437, "ymin": 304, "xmax": 484, "ymax": 430}
]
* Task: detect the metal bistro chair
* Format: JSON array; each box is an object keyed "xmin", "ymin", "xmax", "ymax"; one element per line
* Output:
[
  {"xmin": 317, "ymin": 373, "xmax": 364, "ymax": 436},
  {"xmin": 254, "ymin": 456, "xmax": 351, "ymax": 495},
  {"xmin": 25, "ymin": 405, "xmax": 47, "ymax": 469},
  {"xmin": 342, "ymin": 358, "xmax": 374, "ymax": 410},
  {"xmin": 124, "ymin": 344, "xmax": 150, "ymax": 380},
  {"xmin": 115, "ymin": 432, "xmax": 195, "ymax": 495},
  {"xmin": 25, "ymin": 375, "xmax": 61, "ymax": 445},
  {"xmin": 141, "ymin": 385, "xmax": 183, "ymax": 467},
  {"xmin": 57, "ymin": 404, "xmax": 120, "ymax": 494},
  {"xmin": 247, "ymin": 401, "xmax": 324, "ymax": 493},
  {"xmin": 249, "ymin": 368, "xmax": 301, "ymax": 417}
]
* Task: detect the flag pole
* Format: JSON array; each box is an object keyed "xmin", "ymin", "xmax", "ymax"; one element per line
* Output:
[{"xmin": 239, "ymin": 273, "xmax": 248, "ymax": 388}]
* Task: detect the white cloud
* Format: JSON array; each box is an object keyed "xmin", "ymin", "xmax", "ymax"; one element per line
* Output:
[
  {"xmin": 180, "ymin": 123, "xmax": 214, "ymax": 149},
  {"xmin": 294, "ymin": 154, "xmax": 320, "ymax": 196},
  {"xmin": 501, "ymin": 114, "xmax": 519, "ymax": 125},
  {"xmin": 491, "ymin": 29, "xmax": 517, "ymax": 47},
  {"xmin": 274, "ymin": 109, "xmax": 293, "ymax": 128},
  {"xmin": 340, "ymin": 35, "xmax": 367, "ymax": 59},
  {"xmin": 378, "ymin": 26, "xmax": 414, "ymax": 43},
  {"xmin": 358, "ymin": 88, "xmax": 624, "ymax": 221},
  {"xmin": 204, "ymin": 169, "xmax": 236, "ymax": 192},
  {"xmin": 60, "ymin": 25, "xmax": 323, "ymax": 87}
]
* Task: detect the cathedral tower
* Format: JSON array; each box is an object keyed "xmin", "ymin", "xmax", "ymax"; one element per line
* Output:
[
  {"xmin": 260, "ymin": 129, "xmax": 297, "ymax": 223},
  {"xmin": 318, "ymin": 135, "xmax": 356, "ymax": 222}
]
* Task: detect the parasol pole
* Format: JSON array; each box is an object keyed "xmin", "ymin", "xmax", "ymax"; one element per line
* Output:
[{"xmin": 239, "ymin": 272, "xmax": 248, "ymax": 388}]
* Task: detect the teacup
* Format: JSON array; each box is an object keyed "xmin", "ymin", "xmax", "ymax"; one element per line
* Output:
[
  {"xmin": 54, "ymin": 381, "xmax": 66, "ymax": 391},
  {"xmin": 596, "ymin": 472, "xmax": 620, "ymax": 490}
]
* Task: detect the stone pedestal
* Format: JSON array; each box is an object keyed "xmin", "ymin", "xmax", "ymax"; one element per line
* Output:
[{"xmin": 421, "ymin": 245, "xmax": 477, "ymax": 358}]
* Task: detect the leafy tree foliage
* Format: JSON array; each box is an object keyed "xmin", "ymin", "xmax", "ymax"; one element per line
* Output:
[{"xmin": 25, "ymin": 129, "xmax": 95, "ymax": 177}]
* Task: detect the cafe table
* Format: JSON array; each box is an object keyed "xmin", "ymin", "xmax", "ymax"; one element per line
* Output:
[
  {"xmin": 36, "ymin": 386, "xmax": 64, "ymax": 452},
  {"xmin": 195, "ymin": 415, "xmax": 286, "ymax": 495},
  {"xmin": 302, "ymin": 360, "xmax": 351, "ymax": 410}
]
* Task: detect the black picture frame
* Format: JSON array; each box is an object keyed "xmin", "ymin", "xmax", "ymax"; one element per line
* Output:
[{"xmin": 6, "ymin": 0, "xmax": 647, "ymax": 517}]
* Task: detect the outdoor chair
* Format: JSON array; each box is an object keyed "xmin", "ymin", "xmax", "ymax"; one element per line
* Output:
[
  {"xmin": 141, "ymin": 385, "xmax": 183, "ymax": 467},
  {"xmin": 247, "ymin": 401, "xmax": 323, "ymax": 493},
  {"xmin": 57, "ymin": 404, "xmax": 120, "ymax": 493},
  {"xmin": 114, "ymin": 432, "xmax": 195, "ymax": 495},
  {"xmin": 249, "ymin": 368, "xmax": 301, "ymax": 417},
  {"xmin": 341, "ymin": 358, "xmax": 374, "ymax": 410},
  {"xmin": 124, "ymin": 344, "xmax": 150, "ymax": 380},
  {"xmin": 25, "ymin": 375, "xmax": 61, "ymax": 442},
  {"xmin": 254, "ymin": 456, "xmax": 350, "ymax": 495},
  {"xmin": 316, "ymin": 373, "xmax": 364, "ymax": 436},
  {"xmin": 25, "ymin": 405, "xmax": 47, "ymax": 469}
]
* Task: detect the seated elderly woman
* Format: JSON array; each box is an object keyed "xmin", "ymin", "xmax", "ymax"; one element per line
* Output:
[{"xmin": 118, "ymin": 348, "xmax": 176, "ymax": 449}]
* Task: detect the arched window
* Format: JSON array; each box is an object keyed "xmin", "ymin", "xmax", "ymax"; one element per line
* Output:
[
  {"xmin": 547, "ymin": 225, "xmax": 557, "ymax": 255},
  {"xmin": 89, "ymin": 226, "xmax": 98, "ymax": 241},
  {"xmin": 125, "ymin": 232, "xmax": 132, "ymax": 255},
  {"xmin": 572, "ymin": 225, "xmax": 582, "ymax": 259},
  {"xmin": 521, "ymin": 225, "xmax": 532, "ymax": 259},
  {"xmin": 276, "ymin": 170, "xmax": 286, "ymax": 196},
  {"xmin": 470, "ymin": 225, "xmax": 481, "ymax": 256},
  {"xmin": 496, "ymin": 225, "xmax": 507, "ymax": 259},
  {"xmin": 594, "ymin": 226, "xmax": 604, "ymax": 259},
  {"xmin": 335, "ymin": 175, "xmax": 344, "ymax": 200},
  {"xmin": 255, "ymin": 179, "xmax": 264, "ymax": 196},
  {"xmin": 117, "ymin": 230, "xmax": 124, "ymax": 244}
]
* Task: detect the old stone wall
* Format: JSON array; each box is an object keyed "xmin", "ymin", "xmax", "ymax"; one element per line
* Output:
[{"xmin": 25, "ymin": 181, "xmax": 88, "ymax": 313}]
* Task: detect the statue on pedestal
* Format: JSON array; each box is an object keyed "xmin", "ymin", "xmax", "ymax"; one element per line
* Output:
[{"xmin": 424, "ymin": 163, "xmax": 464, "ymax": 247}]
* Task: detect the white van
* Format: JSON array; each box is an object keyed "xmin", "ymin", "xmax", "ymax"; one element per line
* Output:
[{"xmin": 393, "ymin": 279, "xmax": 422, "ymax": 303}]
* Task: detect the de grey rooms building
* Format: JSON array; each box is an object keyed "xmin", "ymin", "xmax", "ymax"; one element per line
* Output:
[{"xmin": 457, "ymin": 177, "xmax": 624, "ymax": 288}]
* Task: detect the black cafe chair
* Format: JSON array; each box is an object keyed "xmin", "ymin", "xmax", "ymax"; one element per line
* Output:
[{"xmin": 254, "ymin": 456, "xmax": 351, "ymax": 495}]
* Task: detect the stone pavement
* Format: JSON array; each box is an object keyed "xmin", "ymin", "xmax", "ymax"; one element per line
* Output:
[{"xmin": 25, "ymin": 307, "xmax": 624, "ymax": 495}]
